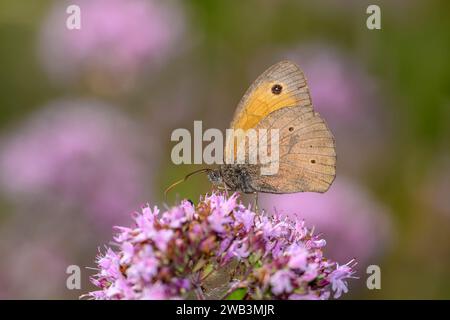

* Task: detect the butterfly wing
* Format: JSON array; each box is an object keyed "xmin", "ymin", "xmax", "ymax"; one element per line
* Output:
[
  {"xmin": 250, "ymin": 106, "xmax": 336, "ymax": 193},
  {"xmin": 225, "ymin": 60, "xmax": 314, "ymax": 160},
  {"xmin": 230, "ymin": 60, "xmax": 313, "ymax": 130},
  {"xmin": 226, "ymin": 60, "xmax": 336, "ymax": 193}
]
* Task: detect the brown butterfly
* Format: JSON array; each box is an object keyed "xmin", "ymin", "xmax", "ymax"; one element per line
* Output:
[{"xmin": 165, "ymin": 61, "xmax": 336, "ymax": 197}]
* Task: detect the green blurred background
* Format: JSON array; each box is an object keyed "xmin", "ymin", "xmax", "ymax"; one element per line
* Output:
[{"xmin": 0, "ymin": 0, "xmax": 449, "ymax": 299}]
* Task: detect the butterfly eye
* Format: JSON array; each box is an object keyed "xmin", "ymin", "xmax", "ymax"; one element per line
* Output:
[
  {"xmin": 288, "ymin": 127, "xmax": 294, "ymax": 132},
  {"xmin": 271, "ymin": 84, "xmax": 283, "ymax": 95}
]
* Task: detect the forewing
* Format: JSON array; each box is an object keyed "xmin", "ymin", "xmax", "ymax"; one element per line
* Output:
[{"xmin": 230, "ymin": 60, "xmax": 312, "ymax": 130}]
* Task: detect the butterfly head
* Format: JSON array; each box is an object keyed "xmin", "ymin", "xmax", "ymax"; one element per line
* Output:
[{"xmin": 207, "ymin": 169, "xmax": 223, "ymax": 185}]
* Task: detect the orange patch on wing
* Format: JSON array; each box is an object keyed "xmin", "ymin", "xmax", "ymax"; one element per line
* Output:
[{"xmin": 230, "ymin": 82, "xmax": 299, "ymax": 130}]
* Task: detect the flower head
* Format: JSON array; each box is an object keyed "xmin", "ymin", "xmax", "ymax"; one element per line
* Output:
[{"xmin": 85, "ymin": 192, "xmax": 357, "ymax": 300}]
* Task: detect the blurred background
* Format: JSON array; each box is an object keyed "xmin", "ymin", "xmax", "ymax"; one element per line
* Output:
[{"xmin": 0, "ymin": 0, "xmax": 449, "ymax": 299}]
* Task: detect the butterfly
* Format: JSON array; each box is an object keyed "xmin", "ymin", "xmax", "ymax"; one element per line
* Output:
[
  {"xmin": 207, "ymin": 60, "xmax": 336, "ymax": 194},
  {"xmin": 165, "ymin": 61, "xmax": 336, "ymax": 198}
]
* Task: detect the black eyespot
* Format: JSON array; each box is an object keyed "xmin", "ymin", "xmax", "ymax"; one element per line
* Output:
[
  {"xmin": 288, "ymin": 127, "xmax": 294, "ymax": 132},
  {"xmin": 310, "ymin": 159, "xmax": 316, "ymax": 164},
  {"xmin": 271, "ymin": 84, "xmax": 283, "ymax": 95}
]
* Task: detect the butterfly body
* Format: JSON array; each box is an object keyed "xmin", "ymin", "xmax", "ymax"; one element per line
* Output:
[{"xmin": 208, "ymin": 164, "xmax": 259, "ymax": 194}]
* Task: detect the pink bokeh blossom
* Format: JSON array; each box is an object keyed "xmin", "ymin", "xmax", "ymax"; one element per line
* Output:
[
  {"xmin": 0, "ymin": 99, "xmax": 154, "ymax": 226},
  {"xmin": 39, "ymin": 0, "xmax": 185, "ymax": 84},
  {"xmin": 260, "ymin": 177, "xmax": 392, "ymax": 266}
]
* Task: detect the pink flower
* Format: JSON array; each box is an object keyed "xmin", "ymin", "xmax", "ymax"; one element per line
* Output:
[
  {"xmin": 39, "ymin": 0, "xmax": 185, "ymax": 88},
  {"xmin": 152, "ymin": 229, "xmax": 174, "ymax": 252},
  {"xmin": 97, "ymin": 249, "xmax": 121, "ymax": 279},
  {"xmin": 328, "ymin": 260, "xmax": 358, "ymax": 298},
  {"xmin": 0, "ymin": 100, "xmax": 153, "ymax": 228},
  {"xmin": 230, "ymin": 240, "xmax": 250, "ymax": 259},
  {"xmin": 120, "ymin": 242, "xmax": 134, "ymax": 265},
  {"xmin": 126, "ymin": 257, "xmax": 159, "ymax": 283},
  {"xmin": 234, "ymin": 209, "xmax": 255, "ymax": 232},
  {"xmin": 270, "ymin": 270, "xmax": 294, "ymax": 295},
  {"xmin": 85, "ymin": 192, "xmax": 357, "ymax": 300},
  {"xmin": 302, "ymin": 263, "xmax": 320, "ymax": 282},
  {"xmin": 287, "ymin": 245, "xmax": 308, "ymax": 270},
  {"xmin": 208, "ymin": 209, "xmax": 232, "ymax": 233},
  {"xmin": 162, "ymin": 207, "xmax": 188, "ymax": 228},
  {"xmin": 141, "ymin": 283, "xmax": 169, "ymax": 300}
]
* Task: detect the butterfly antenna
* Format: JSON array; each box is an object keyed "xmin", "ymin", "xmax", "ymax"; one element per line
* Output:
[{"xmin": 164, "ymin": 168, "xmax": 211, "ymax": 200}]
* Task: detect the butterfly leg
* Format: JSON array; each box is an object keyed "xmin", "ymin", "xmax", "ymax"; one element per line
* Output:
[
  {"xmin": 214, "ymin": 183, "xmax": 230, "ymax": 197},
  {"xmin": 223, "ymin": 182, "xmax": 229, "ymax": 197},
  {"xmin": 253, "ymin": 192, "xmax": 259, "ymax": 213}
]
